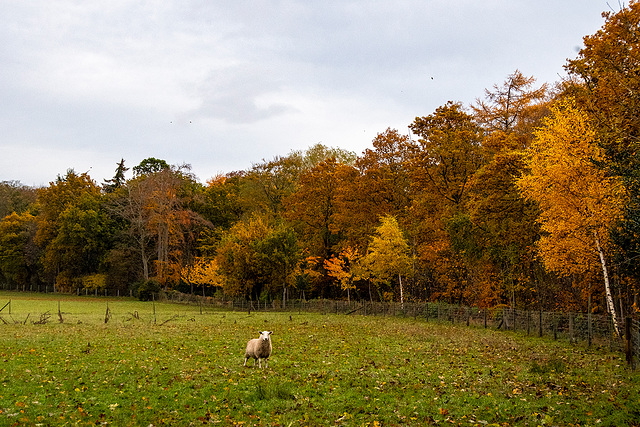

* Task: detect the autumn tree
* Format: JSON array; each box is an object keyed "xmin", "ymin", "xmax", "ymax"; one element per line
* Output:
[
  {"xmin": 472, "ymin": 69, "xmax": 547, "ymax": 148},
  {"xmin": 565, "ymin": 1, "xmax": 640, "ymax": 294},
  {"xmin": 465, "ymin": 71, "xmax": 549, "ymax": 307},
  {"xmin": 517, "ymin": 98, "xmax": 627, "ymax": 333},
  {"xmin": 335, "ymin": 128, "xmax": 413, "ymax": 250},
  {"xmin": 181, "ymin": 258, "xmax": 222, "ymax": 295},
  {"xmin": 324, "ymin": 246, "xmax": 361, "ymax": 302},
  {"xmin": 199, "ymin": 173, "xmax": 244, "ymax": 230},
  {"xmin": 241, "ymin": 144, "xmax": 355, "ymax": 216},
  {"xmin": 111, "ymin": 162, "xmax": 206, "ymax": 286},
  {"xmin": 35, "ymin": 170, "xmax": 111, "ymax": 290},
  {"xmin": 216, "ymin": 214, "xmax": 300, "ymax": 300},
  {"xmin": 285, "ymin": 158, "xmax": 352, "ymax": 260},
  {"xmin": 359, "ymin": 215, "xmax": 411, "ymax": 304},
  {"xmin": 408, "ymin": 102, "xmax": 484, "ymax": 301},
  {"xmin": 409, "ymin": 101, "xmax": 484, "ymax": 209}
]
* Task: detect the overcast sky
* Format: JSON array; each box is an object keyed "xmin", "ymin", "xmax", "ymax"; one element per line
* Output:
[{"xmin": 1, "ymin": 1, "xmax": 611, "ymax": 187}]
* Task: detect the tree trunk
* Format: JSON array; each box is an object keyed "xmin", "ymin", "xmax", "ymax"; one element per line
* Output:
[
  {"xmin": 399, "ymin": 274, "xmax": 404, "ymax": 309},
  {"xmin": 594, "ymin": 231, "xmax": 620, "ymax": 336},
  {"xmin": 282, "ymin": 286, "xmax": 286, "ymax": 309},
  {"xmin": 141, "ymin": 242, "xmax": 149, "ymax": 281}
]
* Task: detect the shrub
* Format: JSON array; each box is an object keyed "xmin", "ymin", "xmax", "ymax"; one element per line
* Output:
[{"xmin": 135, "ymin": 279, "xmax": 161, "ymax": 301}]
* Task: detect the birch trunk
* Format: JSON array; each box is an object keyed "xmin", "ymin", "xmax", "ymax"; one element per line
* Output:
[
  {"xmin": 399, "ymin": 274, "xmax": 404, "ymax": 309},
  {"xmin": 594, "ymin": 231, "xmax": 620, "ymax": 336}
]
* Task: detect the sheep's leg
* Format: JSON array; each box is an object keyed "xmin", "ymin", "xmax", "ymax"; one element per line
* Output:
[
  {"xmin": 258, "ymin": 358, "xmax": 262, "ymax": 368},
  {"xmin": 244, "ymin": 357, "xmax": 248, "ymax": 366},
  {"xmin": 264, "ymin": 359, "xmax": 268, "ymax": 368}
]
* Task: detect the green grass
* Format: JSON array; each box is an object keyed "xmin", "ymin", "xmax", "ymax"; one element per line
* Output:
[{"xmin": 0, "ymin": 292, "xmax": 638, "ymax": 426}]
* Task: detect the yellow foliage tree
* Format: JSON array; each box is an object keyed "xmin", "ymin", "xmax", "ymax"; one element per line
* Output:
[
  {"xmin": 517, "ymin": 98, "xmax": 627, "ymax": 334},
  {"xmin": 181, "ymin": 258, "xmax": 222, "ymax": 295},
  {"xmin": 359, "ymin": 215, "xmax": 412, "ymax": 305}
]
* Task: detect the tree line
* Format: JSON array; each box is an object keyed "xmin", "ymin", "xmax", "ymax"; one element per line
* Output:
[{"xmin": 1, "ymin": 3, "xmax": 639, "ymax": 330}]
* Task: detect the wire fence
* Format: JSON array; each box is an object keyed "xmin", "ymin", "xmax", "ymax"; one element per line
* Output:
[
  {"xmin": 161, "ymin": 295, "xmax": 638, "ymax": 369},
  {"xmin": 1, "ymin": 283, "xmax": 638, "ymax": 369}
]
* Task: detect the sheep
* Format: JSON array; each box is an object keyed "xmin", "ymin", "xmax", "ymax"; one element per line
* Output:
[{"xmin": 244, "ymin": 331, "xmax": 273, "ymax": 368}]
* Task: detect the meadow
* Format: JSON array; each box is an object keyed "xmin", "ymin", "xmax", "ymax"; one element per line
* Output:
[{"xmin": 0, "ymin": 292, "xmax": 638, "ymax": 426}]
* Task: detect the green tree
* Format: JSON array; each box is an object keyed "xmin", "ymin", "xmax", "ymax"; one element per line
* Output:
[
  {"xmin": 241, "ymin": 155, "xmax": 303, "ymax": 215},
  {"xmin": 0, "ymin": 181, "xmax": 37, "ymax": 219},
  {"xmin": 36, "ymin": 171, "xmax": 110, "ymax": 291},
  {"xmin": 133, "ymin": 157, "xmax": 170, "ymax": 176},
  {"xmin": 0, "ymin": 212, "xmax": 40, "ymax": 288},
  {"xmin": 254, "ymin": 221, "xmax": 300, "ymax": 306},
  {"xmin": 103, "ymin": 159, "xmax": 129, "ymax": 193}
]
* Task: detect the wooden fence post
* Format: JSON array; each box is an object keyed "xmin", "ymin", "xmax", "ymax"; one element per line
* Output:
[
  {"xmin": 608, "ymin": 317, "xmax": 615, "ymax": 351},
  {"xmin": 588, "ymin": 294, "xmax": 592, "ymax": 347},
  {"xmin": 569, "ymin": 313, "xmax": 574, "ymax": 342},
  {"xmin": 539, "ymin": 310, "xmax": 543, "ymax": 338},
  {"xmin": 625, "ymin": 317, "xmax": 632, "ymax": 366}
]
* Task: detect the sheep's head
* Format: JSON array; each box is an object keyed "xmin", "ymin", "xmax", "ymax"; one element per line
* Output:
[{"xmin": 258, "ymin": 331, "xmax": 272, "ymax": 341}]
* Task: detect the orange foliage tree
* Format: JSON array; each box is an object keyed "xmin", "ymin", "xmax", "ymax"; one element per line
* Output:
[
  {"xmin": 517, "ymin": 98, "xmax": 627, "ymax": 333},
  {"xmin": 324, "ymin": 246, "xmax": 361, "ymax": 302}
]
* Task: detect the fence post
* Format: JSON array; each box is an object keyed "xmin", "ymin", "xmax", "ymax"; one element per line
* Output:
[
  {"xmin": 588, "ymin": 294, "xmax": 593, "ymax": 347},
  {"xmin": 569, "ymin": 313, "xmax": 574, "ymax": 342},
  {"xmin": 484, "ymin": 308, "xmax": 487, "ymax": 329},
  {"xmin": 539, "ymin": 310, "xmax": 543, "ymax": 338},
  {"xmin": 527, "ymin": 311, "xmax": 530, "ymax": 335},
  {"xmin": 625, "ymin": 317, "xmax": 632, "ymax": 366},
  {"xmin": 609, "ymin": 317, "xmax": 615, "ymax": 351}
]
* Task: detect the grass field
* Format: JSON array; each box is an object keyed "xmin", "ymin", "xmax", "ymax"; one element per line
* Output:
[{"xmin": 0, "ymin": 292, "xmax": 638, "ymax": 426}]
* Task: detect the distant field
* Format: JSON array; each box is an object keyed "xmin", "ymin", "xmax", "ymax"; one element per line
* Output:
[{"xmin": 0, "ymin": 292, "xmax": 638, "ymax": 426}]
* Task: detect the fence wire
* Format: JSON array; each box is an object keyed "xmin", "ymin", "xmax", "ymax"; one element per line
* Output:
[{"xmin": 191, "ymin": 298, "xmax": 634, "ymax": 366}]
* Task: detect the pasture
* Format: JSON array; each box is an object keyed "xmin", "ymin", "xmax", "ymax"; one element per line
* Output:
[{"xmin": 0, "ymin": 292, "xmax": 638, "ymax": 426}]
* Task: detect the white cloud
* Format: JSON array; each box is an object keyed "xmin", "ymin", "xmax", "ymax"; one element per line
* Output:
[{"xmin": 0, "ymin": 0, "xmax": 610, "ymax": 185}]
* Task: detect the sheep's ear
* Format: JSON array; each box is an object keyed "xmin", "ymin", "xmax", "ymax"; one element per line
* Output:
[{"xmin": 268, "ymin": 331, "xmax": 273, "ymax": 335}]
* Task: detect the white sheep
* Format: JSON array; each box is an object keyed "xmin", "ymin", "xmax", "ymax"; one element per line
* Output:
[{"xmin": 244, "ymin": 331, "xmax": 273, "ymax": 368}]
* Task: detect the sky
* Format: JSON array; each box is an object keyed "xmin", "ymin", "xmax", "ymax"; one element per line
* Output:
[{"xmin": 1, "ymin": 1, "xmax": 612, "ymax": 187}]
